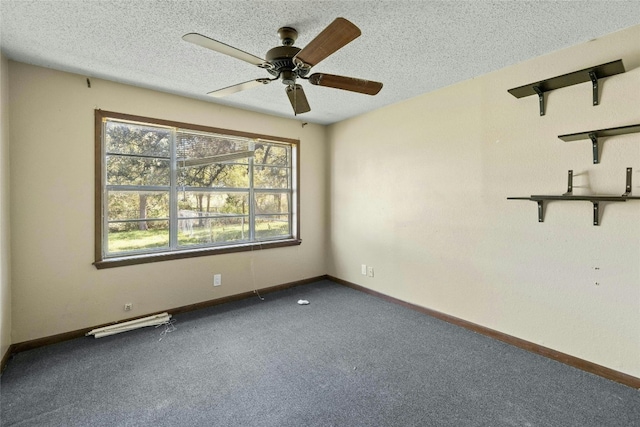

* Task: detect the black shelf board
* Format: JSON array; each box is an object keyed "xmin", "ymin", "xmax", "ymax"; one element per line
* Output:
[
  {"xmin": 508, "ymin": 59, "xmax": 625, "ymax": 98},
  {"xmin": 509, "ymin": 195, "xmax": 640, "ymax": 202},
  {"xmin": 558, "ymin": 124, "xmax": 640, "ymax": 142},
  {"xmin": 508, "ymin": 168, "xmax": 636, "ymax": 225},
  {"xmin": 558, "ymin": 124, "xmax": 640, "ymax": 164}
]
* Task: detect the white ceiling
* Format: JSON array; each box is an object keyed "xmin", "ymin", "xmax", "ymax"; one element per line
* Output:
[{"xmin": 1, "ymin": 1, "xmax": 639, "ymax": 125}]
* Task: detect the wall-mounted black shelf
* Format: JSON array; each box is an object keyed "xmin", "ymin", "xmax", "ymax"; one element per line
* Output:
[
  {"xmin": 508, "ymin": 168, "xmax": 640, "ymax": 226},
  {"xmin": 508, "ymin": 59, "xmax": 625, "ymax": 116},
  {"xmin": 558, "ymin": 124, "xmax": 640, "ymax": 164}
]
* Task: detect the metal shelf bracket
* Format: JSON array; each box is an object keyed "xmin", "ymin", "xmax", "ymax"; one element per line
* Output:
[
  {"xmin": 589, "ymin": 71, "xmax": 599, "ymax": 106},
  {"xmin": 537, "ymin": 201, "xmax": 544, "ymax": 222},
  {"xmin": 589, "ymin": 133, "xmax": 599, "ymax": 164},
  {"xmin": 624, "ymin": 167, "xmax": 632, "ymax": 196},
  {"xmin": 533, "ymin": 86, "xmax": 545, "ymax": 116},
  {"xmin": 563, "ymin": 170, "xmax": 574, "ymax": 195}
]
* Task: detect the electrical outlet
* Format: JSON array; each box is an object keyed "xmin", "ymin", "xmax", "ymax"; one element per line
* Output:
[
  {"xmin": 214, "ymin": 274, "xmax": 222, "ymax": 286},
  {"xmin": 124, "ymin": 303, "xmax": 132, "ymax": 311},
  {"xmin": 367, "ymin": 267, "xmax": 374, "ymax": 277},
  {"xmin": 361, "ymin": 264, "xmax": 367, "ymax": 275}
]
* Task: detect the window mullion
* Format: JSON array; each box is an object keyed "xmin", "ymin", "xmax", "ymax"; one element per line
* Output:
[
  {"xmin": 169, "ymin": 128, "xmax": 178, "ymax": 249},
  {"xmin": 249, "ymin": 156, "xmax": 255, "ymax": 241},
  {"xmin": 107, "ymin": 185, "xmax": 169, "ymax": 192}
]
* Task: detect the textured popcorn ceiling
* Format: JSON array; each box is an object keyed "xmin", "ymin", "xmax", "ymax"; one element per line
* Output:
[{"xmin": 1, "ymin": 1, "xmax": 639, "ymax": 125}]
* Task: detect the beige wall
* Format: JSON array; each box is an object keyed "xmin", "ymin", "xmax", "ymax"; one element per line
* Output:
[
  {"xmin": 9, "ymin": 62, "xmax": 327, "ymax": 342},
  {"xmin": 328, "ymin": 25, "xmax": 640, "ymax": 377},
  {"xmin": 1, "ymin": 53, "xmax": 11, "ymax": 358}
]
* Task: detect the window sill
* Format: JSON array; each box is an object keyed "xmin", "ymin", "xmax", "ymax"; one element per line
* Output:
[{"xmin": 93, "ymin": 239, "xmax": 302, "ymax": 269}]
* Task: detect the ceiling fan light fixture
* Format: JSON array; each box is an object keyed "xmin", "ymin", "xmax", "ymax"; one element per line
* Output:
[{"xmin": 281, "ymin": 70, "xmax": 296, "ymax": 86}]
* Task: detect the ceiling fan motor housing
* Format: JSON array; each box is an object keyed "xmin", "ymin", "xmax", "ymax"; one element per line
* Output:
[{"xmin": 265, "ymin": 45, "xmax": 309, "ymax": 82}]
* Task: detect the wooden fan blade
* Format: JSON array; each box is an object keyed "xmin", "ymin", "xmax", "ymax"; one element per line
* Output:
[
  {"xmin": 286, "ymin": 84, "xmax": 311, "ymax": 115},
  {"xmin": 183, "ymin": 33, "xmax": 268, "ymax": 67},
  {"xmin": 208, "ymin": 79, "xmax": 271, "ymax": 97},
  {"xmin": 308, "ymin": 73, "xmax": 383, "ymax": 95},
  {"xmin": 293, "ymin": 18, "xmax": 361, "ymax": 69}
]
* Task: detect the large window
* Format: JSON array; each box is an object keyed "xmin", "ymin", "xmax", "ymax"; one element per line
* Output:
[{"xmin": 94, "ymin": 110, "xmax": 300, "ymax": 268}]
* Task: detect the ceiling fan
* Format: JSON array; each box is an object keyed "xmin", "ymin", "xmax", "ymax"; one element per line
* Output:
[{"xmin": 182, "ymin": 18, "xmax": 383, "ymax": 115}]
